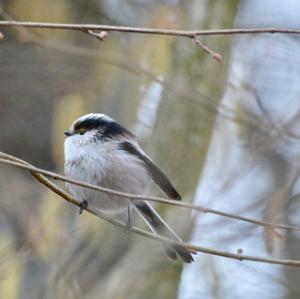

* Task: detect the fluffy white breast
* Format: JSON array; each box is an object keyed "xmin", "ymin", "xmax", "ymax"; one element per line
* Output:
[
  {"xmin": 64, "ymin": 133, "xmax": 150, "ymax": 214},
  {"xmin": 64, "ymin": 131, "xmax": 109, "ymax": 184}
]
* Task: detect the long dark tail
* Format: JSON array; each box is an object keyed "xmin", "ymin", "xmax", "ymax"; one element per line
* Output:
[{"xmin": 134, "ymin": 201, "xmax": 194, "ymax": 263}]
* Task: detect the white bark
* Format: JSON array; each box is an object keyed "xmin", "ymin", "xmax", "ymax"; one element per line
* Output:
[{"xmin": 178, "ymin": 1, "xmax": 300, "ymax": 298}]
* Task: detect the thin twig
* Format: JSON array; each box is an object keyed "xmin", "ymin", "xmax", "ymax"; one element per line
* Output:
[
  {"xmin": 84, "ymin": 29, "xmax": 108, "ymax": 41},
  {"xmin": 0, "ymin": 152, "xmax": 300, "ymax": 232},
  {"xmin": 2, "ymin": 153, "xmax": 300, "ymax": 267},
  {"xmin": 1, "ymin": 21, "xmax": 300, "ymax": 37},
  {"xmin": 194, "ymin": 36, "xmax": 222, "ymax": 61}
]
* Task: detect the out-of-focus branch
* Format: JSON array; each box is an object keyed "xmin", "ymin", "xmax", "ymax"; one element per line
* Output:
[
  {"xmin": 2, "ymin": 11, "xmax": 300, "ymax": 136},
  {"xmin": 2, "ymin": 152, "xmax": 300, "ymax": 267},
  {"xmin": 1, "ymin": 21, "xmax": 300, "ymax": 37},
  {"xmin": 0, "ymin": 152, "xmax": 300, "ymax": 233}
]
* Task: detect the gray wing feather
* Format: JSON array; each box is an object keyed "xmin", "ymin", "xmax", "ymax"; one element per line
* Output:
[
  {"xmin": 119, "ymin": 141, "xmax": 194, "ymax": 263},
  {"xmin": 133, "ymin": 201, "xmax": 194, "ymax": 263},
  {"xmin": 118, "ymin": 141, "xmax": 181, "ymax": 200}
]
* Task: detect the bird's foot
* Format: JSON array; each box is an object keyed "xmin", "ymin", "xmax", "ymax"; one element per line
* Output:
[
  {"xmin": 124, "ymin": 205, "xmax": 132, "ymax": 234},
  {"xmin": 79, "ymin": 199, "xmax": 88, "ymax": 214}
]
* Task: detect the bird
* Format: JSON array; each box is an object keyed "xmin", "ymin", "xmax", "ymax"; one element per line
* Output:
[{"xmin": 64, "ymin": 113, "xmax": 194, "ymax": 263}]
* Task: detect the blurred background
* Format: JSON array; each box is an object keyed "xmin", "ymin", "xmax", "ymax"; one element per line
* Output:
[{"xmin": 1, "ymin": 0, "xmax": 300, "ymax": 298}]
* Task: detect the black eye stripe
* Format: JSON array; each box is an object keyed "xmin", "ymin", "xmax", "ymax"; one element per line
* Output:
[
  {"xmin": 74, "ymin": 117, "xmax": 131, "ymax": 139},
  {"xmin": 74, "ymin": 118, "xmax": 102, "ymax": 131}
]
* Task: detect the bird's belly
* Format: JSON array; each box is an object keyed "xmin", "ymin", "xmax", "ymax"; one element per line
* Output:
[{"xmin": 65, "ymin": 155, "xmax": 149, "ymax": 216}]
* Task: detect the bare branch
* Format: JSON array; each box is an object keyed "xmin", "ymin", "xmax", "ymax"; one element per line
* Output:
[
  {"xmin": 2, "ymin": 152, "xmax": 300, "ymax": 267},
  {"xmin": 0, "ymin": 151, "xmax": 300, "ymax": 233},
  {"xmin": 1, "ymin": 21, "xmax": 300, "ymax": 37}
]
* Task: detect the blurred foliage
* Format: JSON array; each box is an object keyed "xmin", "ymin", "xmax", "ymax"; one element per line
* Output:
[{"xmin": 0, "ymin": 1, "xmax": 237, "ymax": 298}]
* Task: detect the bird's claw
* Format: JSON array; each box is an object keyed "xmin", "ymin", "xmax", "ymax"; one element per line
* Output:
[
  {"xmin": 124, "ymin": 218, "xmax": 132, "ymax": 234},
  {"xmin": 79, "ymin": 199, "xmax": 88, "ymax": 214},
  {"xmin": 123, "ymin": 205, "xmax": 132, "ymax": 233}
]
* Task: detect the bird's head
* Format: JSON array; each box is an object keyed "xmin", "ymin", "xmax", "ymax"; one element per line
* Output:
[{"xmin": 64, "ymin": 113, "xmax": 135, "ymax": 146}]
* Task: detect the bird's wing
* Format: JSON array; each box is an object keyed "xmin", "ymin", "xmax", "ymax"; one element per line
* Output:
[{"xmin": 118, "ymin": 141, "xmax": 181, "ymax": 200}]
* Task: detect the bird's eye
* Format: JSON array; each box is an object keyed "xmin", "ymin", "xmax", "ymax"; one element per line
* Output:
[{"xmin": 79, "ymin": 127, "xmax": 87, "ymax": 135}]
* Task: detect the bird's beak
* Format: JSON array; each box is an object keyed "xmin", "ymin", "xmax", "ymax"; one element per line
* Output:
[{"xmin": 64, "ymin": 130, "xmax": 72, "ymax": 137}]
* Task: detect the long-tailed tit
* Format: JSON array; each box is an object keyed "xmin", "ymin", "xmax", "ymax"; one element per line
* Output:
[{"xmin": 64, "ymin": 113, "xmax": 193, "ymax": 263}]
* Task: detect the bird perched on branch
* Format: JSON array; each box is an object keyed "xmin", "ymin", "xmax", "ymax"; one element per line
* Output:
[{"xmin": 64, "ymin": 113, "xmax": 194, "ymax": 263}]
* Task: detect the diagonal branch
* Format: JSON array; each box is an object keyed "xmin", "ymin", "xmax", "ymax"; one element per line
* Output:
[
  {"xmin": 2, "ymin": 152, "xmax": 300, "ymax": 267},
  {"xmin": 0, "ymin": 151, "xmax": 300, "ymax": 232}
]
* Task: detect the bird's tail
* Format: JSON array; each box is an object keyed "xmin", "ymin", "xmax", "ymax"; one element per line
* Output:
[{"xmin": 134, "ymin": 201, "xmax": 194, "ymax": 263}]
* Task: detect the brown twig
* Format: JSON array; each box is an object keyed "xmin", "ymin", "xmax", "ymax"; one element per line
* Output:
[
  {"xmin": 1, "ymin": 21, "xmax": 300, "ymax": 37},
  {"xmin": 3, "ymin": 21, "xmax": 299, "ymax": 63},
  {"xmin": 2, "ymin": 152, "xmax": 300, "ymax": 267},
  {"xmin": 0, "ymin": 152, "xmax": 300, "ymax": 232},
  {"xmin": 194, "ymin": 36, "xmax": 222, "ymax": 61}
]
